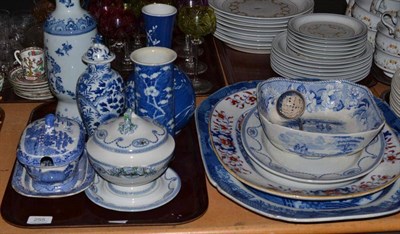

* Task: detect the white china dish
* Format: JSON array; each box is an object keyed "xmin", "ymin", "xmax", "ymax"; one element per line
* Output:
[
  {"xmin": 204, "ymin": 82, "xmax": 400, "ymax": 200},
  {"xmin": 257, "ymin": 78, "xmax": 385, "ymax": 157},
  {"xmin": 374, "ymin": 45, "xmax": 400, "ymax": 74},
  {"xmin": 242, "ymin": 108, "xmax": 384, "ymax": 184},
  {"xmin": 271, "ymin": 55, "xmax": 372, "ymax": 77},
  {"xmin": 375, "ymin": 22, "xmax": 400, "ymax": 56},
  {"xmin": 86, "ymin": 110, "xmax": 175, "ymax": 187},
  {"xmin": 351, "ymin": 2, "xmax": 381, "ymax": 30},
  {"xmin": 196, "ymin": 80, "xmax": 400, "ymax": 222},
  {"xmin": 85, "ymin": 168, "xmax": 180, "ymax": 212},
  {"xmin": 288, "ymin": 13, "xmax": 368, "ymax": 41},
  {"xmin": 209, "ymin": 0, "xmax": 314, "ymax": 21},
  {"xmin": 272, "ymin": 32, "xmax": 374, "ymax": 66}
]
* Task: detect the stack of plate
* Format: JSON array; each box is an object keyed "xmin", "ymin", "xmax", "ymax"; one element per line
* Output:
[
  {"xmin": 8, "ymin": 66, "xmax": 53, "ymax": 100},
  {"xmin": 209, "ymin": 0, "xmax": 314, "ymax": 54},
  {"xmin": 271, "ymin": 13, "xmax": 374, "ymax": 82},
  {"xmin": 196, "ymin": 81, "xmax": 400, "ymax": 223},
  {"xmin": 390, "ymin": 69, "xmax": 400, "ymax": 117}
]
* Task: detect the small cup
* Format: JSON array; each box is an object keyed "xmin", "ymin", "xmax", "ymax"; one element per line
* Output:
[
  {"xmin": 14, "ymin": 46, "xmax": 45, "ymax": 80},
  {"xmin": 370, "ymin": 0, "xmax": 400, "ymax": 15},
  {"xmin": 142, "ymin": 3, "xmax": 177, "ymax": 48}
]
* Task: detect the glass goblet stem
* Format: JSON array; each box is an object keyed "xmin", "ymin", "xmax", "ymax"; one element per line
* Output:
[{"xmin": 191, "ymin": 37, "xmax": 212, "ymax": 94}]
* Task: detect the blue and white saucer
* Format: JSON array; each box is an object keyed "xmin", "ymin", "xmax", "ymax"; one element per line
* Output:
[
  {"xmin": 11, "ymin": 152, "xmax": 95, "ymax": 198},
  {"xmin": 242, "ymin": 108, "xmax": 385, "ymax": 184},
  {"xmin": 85, "ymin": 168, "xmax": 181, "ymax": 212}
]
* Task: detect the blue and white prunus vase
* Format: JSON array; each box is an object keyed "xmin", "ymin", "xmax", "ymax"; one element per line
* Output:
[
  {"xmin": 44, "ymin": 0, "xmax": 97, "ymax": 124},
  {"xmin": 128, "ymin": 47, "xmax": 177, "ymax": 136},
  {"xmin": 76, "ymin": 38, "xmax": 126, "ymax": 136}
]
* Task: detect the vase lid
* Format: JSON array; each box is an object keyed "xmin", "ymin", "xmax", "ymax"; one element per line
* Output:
[
  {"xmin": 87, "ymin": 109, "xmax": 174, "ymax": 157},
  {"xmin": 17, "ymin": 114, "xmax": 85, "ymax": 167},
  {"xmin": 82, "ymin": 35, "xmax": 116, "ymax": 64}
]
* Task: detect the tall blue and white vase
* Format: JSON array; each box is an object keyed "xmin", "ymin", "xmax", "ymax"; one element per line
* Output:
[
  {"xmin": 44, "ymin": 0, "xmax": 97, "ymax": 124},
  {"xmin": 76, "ymin": 38, "xmax": 126, "ymax": 136},
  {"xmin": 127, "ymin": 47, "xmax": 176, "ymax": 136}
]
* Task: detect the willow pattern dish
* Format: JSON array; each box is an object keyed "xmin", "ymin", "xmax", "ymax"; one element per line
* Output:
[
  {"xmin": 196, "ymin": 80, "xmax": 400, "ymax": 222},
  {"xmin": 206, "ymin": 81, "xmax": 400, "ymax": 200},
  {"xmin": 12, "ymin": 152, "xmax": 94, "ymax": 198},
  {"xmin": 242, "ymin": 108, "xmax": 384, "ymax": 184}
]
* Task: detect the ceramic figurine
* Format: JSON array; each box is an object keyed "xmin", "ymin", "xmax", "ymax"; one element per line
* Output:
[
  {"xmin": 76, "ymin": 36, "xmax": 126, "ymax": 136},
  {"xmin": 44, "ymin": 0, "xmax": 97, "ymax": 124}
]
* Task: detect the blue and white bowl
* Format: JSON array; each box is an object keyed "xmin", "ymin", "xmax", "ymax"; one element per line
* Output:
[
  {"xmin": 17, "ymin": 114, "xmax": 85, "ymax": 183},
  {"xmin": 257, "ymin": 78, "xmax": 385, "ymax": 157},
  {"xmin": 86, "ymin": 109, "xmax": 175, "ymax": 187}
]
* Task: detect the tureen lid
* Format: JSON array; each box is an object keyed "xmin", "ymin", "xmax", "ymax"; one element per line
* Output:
[
  {"xmin": 17, "ymin": 114, "xmax": 85, "ymax": 167},
  {"xmin": 87, "ymin": 109, "xmax": 174, "ymax": 158},
  {"xmin": 82, "ymin": 35, "xmax": 115, "ymax": 64}
]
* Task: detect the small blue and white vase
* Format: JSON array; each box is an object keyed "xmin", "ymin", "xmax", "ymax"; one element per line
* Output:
[
  {"xmin": 44, "ymin": 0, "xmax": 97, "ymax": 124},
  {"xmin": 76, "ymin": 37, "xmax": 126, "ymax": 136},
  {"xmin": 127, "ymin": 47, "xmax": 176, "ymax": 135}
]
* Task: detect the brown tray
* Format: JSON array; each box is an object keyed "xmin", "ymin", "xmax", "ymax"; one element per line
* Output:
[
  {"xmin": 0, "ymin": 107, "xmax": 4, "ymax": 132},
  {"xmin": 1, "ymin": 101, "xmax": 208, "ymax": 228}
]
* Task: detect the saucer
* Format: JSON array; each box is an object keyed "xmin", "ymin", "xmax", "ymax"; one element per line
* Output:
[
  {"xmin": 242, "ymin": 108, "xmax": 385, "ymax": 184},
  {"xmin": 85, "ymin": 168, "xmax": 181, "ymax": 212},
  {"xmin": 11, "ymin": 151, "xmax": 95, "ymax": 198},
  {"xmin": 208, "ymin": 86, "xmax": 400, "ymax": 200}
]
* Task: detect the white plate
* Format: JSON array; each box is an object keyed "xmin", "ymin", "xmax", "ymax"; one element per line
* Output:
[
  {"xmin": 242, "ymin": 108, "xmax": 384, "ymax": 184},
  {"xmin": 209, "ymin": 0, "xmax": 314, "ymax": 21},
  {"xmin": 270, "ymin": 59, "xmax": 370, "ymax": 82},
  {"xmin": 216, "ymin": 12, "xmax": 289, "ymax": 28},
  {"xmin": 288, "ymin": 13, "xmax": 368, "ymax": 41},
  {"xmin": 196, "ymin": 81, "xmax": 400, "ymax": 222},
  {"xmin": 85, "ymin": 168, "xmax": 181, "ymax": 212},
  {"xmin": 208, "ymin": 86, "xmax": 400, "ymax": 200},
  {"xmin": 272, "ymin": 32, "xmax": 374, "ymax": 66},
  {"xmin": 270, "ymin": 55, "xmax": 372, "ymax": 80}
]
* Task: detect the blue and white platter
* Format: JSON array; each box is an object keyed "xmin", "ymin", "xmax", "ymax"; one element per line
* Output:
[
  {"xmin": 12, "ymin": 151, "xmax": 95, "ymax": 198},
  {"xmin": 195, "ymin": 80, "xmax": 400, "ymax": 222}
]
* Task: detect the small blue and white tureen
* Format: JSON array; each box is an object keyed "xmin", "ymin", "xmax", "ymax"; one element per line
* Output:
[
  {"xmin": 85, "ymin": 109, "xmax": 175, "ymax": 187},
  {"xmin": 17, "ymin": 114, "xmax": 85, "ymax": 183}
]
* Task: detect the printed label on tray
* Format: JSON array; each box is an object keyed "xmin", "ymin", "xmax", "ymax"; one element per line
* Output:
[{"xmin": 27, "ymin": 216, "xmax": 53, "ymax": 224}]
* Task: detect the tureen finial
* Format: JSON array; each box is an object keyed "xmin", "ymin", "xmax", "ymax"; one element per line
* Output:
[{"xmin": 118, "ymin": 109, "xmax": 138, "ymax": 135}]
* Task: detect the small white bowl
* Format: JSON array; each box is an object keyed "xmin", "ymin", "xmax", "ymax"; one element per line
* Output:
[{"xmin": 257, "ymin": 78, "xmax": 385, "ymax": 157}]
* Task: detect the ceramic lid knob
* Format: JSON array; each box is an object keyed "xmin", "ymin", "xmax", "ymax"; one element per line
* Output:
[{"xmin": 82, "ymin": 35, "xmax": 116, "ymax": 64}]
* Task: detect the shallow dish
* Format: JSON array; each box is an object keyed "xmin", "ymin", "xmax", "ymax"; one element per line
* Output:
[{"xmin": 257, "ymin": 78, "xmax": 385, "ymax": 157}]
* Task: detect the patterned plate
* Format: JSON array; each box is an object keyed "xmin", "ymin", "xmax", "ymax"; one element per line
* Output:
[
  {"xmin": 207, "ymin": 81, "xmax": 400, "ymax": 200},
  {"xmin": 196, "ymin": 80, "xmax": 400, "ymax": 222}
]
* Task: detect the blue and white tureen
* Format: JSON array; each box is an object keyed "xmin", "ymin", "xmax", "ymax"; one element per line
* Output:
[
  {"xmin": 85, "ymin": 109, "xmax": 175, "ymax": 187},
  {"xmin": 16, "ymin": 114, "xmax": 85, "ymax": 184}
]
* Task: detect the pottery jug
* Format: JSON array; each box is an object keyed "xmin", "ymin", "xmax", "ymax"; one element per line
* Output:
[
  {"xmin": 76, "ymin": 37, "xmax": 126, "ymax": 136},
  {"xmin": 44, "ymin": 0, "xmax": 97, "ymax": 124}
]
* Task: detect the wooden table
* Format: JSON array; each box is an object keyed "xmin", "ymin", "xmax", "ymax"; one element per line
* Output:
[{"xmin": 1, "ymin": 34, "xmax": 399, "ymax": 233}]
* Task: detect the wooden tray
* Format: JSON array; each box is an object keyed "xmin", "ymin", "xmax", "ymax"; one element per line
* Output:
[{"xmin": 1, "ymin": 101, "xmax": 208, "ymax": 228}]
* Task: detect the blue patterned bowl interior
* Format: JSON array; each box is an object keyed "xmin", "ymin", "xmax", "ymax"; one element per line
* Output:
[{"xmin": 256, "ymin": 78, "xmax": 385, "ymax": 157}]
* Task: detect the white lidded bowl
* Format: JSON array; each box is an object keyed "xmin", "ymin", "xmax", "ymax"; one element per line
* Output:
[
  {"xmin": 256, "ymin": 78, "xmax": 385, "ymax": 157},
  {"xmin": 86, "ymin": 109, "xmax": 175, "ymax": 186}
]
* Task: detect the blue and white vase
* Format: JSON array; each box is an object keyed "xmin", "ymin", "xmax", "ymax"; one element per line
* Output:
[
  {"xmin": 44, "ymin": 0, "xmax": 97, "ymax": 124},
  {"xmin": 127, "ymin": 47, "xmax": 176, "ymax": 136},
  {"xmin": 76, "ymin": 37, "xmax": 126, "ymax": 136}
]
